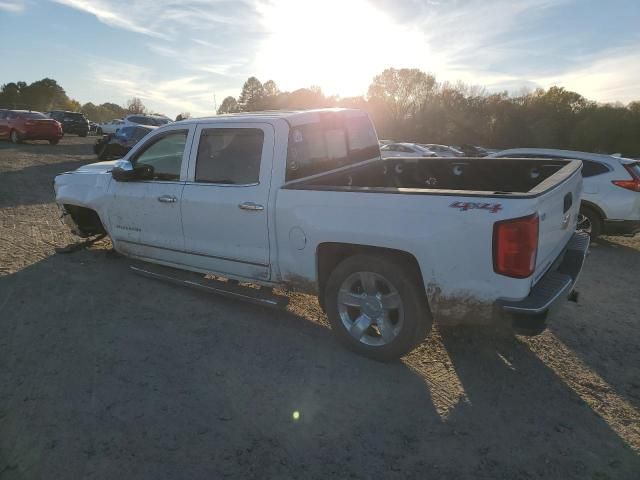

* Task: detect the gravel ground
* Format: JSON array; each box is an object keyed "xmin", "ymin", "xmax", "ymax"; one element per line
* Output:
[{"xmin": 0, "ymin": 136, "xmax": 638, "ymax": 479}]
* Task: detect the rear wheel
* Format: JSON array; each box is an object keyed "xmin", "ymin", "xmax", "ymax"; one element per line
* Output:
[
  {"xmin": 325, "ymin": 254, "xmax": 431, "ymax": 362},
  {"xmin": 10, "ymin": 130, "xmax": 20, "ymax": 144},
  {"xmin": 577, "ymin": 206, "xmax": 602, "ymax": 238}
]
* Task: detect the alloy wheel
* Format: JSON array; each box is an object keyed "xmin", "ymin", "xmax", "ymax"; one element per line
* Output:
[{"xmin": 337, "ymin": 271, "xmax": 404, "ymax": 347}]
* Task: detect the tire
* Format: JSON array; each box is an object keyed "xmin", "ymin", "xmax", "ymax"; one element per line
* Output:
[
  {"xmin": 97, "ymin": 128, "xmax": 103, "ymax": 135},
  {"xmin": 577, "ymin": 206, "xmax": 602, "ymax": 239},
  {"xmin": 324, "ymin": 253, "xmax": 432, "ymax": 362},
  {"xmin": 10, "ymin": 130, "xmax": 21, "ymax": 144},
  {"xmin": 49, "ymin": 139, "xmax": 59, "ymax": 145}
]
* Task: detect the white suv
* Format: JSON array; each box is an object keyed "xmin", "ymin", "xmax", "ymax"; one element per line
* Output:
[
  {"xmin": 97, "ymin": 119, "xmax": 125, "ymax": 135},
  {"xmin": 490, "ymin": 148, "xmax": 640, "ymax": 237}
]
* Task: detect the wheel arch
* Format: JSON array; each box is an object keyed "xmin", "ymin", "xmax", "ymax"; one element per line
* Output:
[
  {"xmin": 316, "ymin": 242, "xmax": 427, "ymax": 311},
  {"xmin": 62, "ymin": 204, "xmax": 107, "ymax": 237},
  {"xmin": 580, "ymin": 200, "xmax": 606, "ymax": 220}
]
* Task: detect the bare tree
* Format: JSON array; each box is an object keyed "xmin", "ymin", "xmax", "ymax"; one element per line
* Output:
[{"xmin": 126, "ymin": 97, "xmax": 147, "ymax": 115}]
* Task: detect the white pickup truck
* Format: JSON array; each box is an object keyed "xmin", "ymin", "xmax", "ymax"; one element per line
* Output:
[{"xmin": 55, "ymin": 109, "xmax": 589, "ymax": 361}]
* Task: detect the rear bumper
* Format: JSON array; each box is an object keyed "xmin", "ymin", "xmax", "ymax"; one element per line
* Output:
[
  {"xmin": 22, "ymin": 130, "xmax": 63, "ymax": 140},
  {"xmin": 64, "ymin": 125, "xmax": 89, "ymax": 135},
  {"xmin": 497, "ymin": 232, "xmax": 590, "ymax": 332},
  {"xmin": 603, "ymin": 219, "xmax": 640, "ymax": 236}
]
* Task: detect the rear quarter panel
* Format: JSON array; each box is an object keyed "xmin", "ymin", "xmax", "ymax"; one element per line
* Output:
[{"xmin": 274, "ymin": 189, "xmax": 542, "ymax": 325}]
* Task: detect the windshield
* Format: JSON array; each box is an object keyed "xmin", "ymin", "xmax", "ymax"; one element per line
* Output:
[
  {"xmin": 414, "ymin": 145, "xmax": 432, "ymax": 153},
  {"xmin": 64, "ymin": 113, "xmax": 86, "ymax": 120},
  {"xmin": 130, "ymin": 116, "xmax": 171, "ymax": 126},
  {"xmin": 286, "ymin": 112, "xmax": 379, "ymax": 181}
]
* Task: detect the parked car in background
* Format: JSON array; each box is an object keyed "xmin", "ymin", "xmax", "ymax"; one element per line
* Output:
[
  {"xmin": 419, "ymin": 144, "xmax": 464, "ymax": 157},
  {"xmin": 93, "ymin": 125, "xmax": 156, "ymax": 160},
  {"xmin": 55, "ymin": 109, "xmax": 589, "ymax": 360},
  {"xmin": 380, "ymin": 142, "xmax": 437, "ymax": 158},
  {"xmin": 46, "ymin": 110, "xmax": 89, "ymax": 137},
  {"xmin": 123, "ymin": 115, "xmax": 173, "ymax": 128},
  {"xmin": 451, "ymin": 144, "xmax": 489, "ymax": 157},
  {"xmin": 0, "ymin": 109, "xmax": 63, "ymax": 144},
  {"xmin": 490, "ymin": 148, "xmax": 640, "ymax": 238},
  {"xmin": 88, "ymin": 121, "xmax": 98, "ymax": 134},
  {"xmin": 97, "ymin": 119, "xmax": 125, "ymax": 135}
]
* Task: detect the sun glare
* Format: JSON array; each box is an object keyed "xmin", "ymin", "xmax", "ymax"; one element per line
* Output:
[{"xmin": 256, "ymin": 0, "xmax": 431, "ymax": 97}]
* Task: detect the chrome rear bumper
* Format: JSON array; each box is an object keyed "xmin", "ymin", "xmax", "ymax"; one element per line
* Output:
[{"xmin": 499, "ymin": 232, "xmax": 590, "ymax": 316}]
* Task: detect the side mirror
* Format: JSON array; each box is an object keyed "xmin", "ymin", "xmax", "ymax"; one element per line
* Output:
[
  {"xmin": 111, "ymin": 166, "xmax": 135, "ymax": 181},
  {"xmin": 112, "ymin": 163, "xmax": 154, "ymax": 181}
]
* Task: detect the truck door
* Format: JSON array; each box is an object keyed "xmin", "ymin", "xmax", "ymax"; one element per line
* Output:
[
  {"xmin": 180, "ymin": 123, "xmax": 274, "ymax": 280},
  {"xmin": 106, "ymin": 126, "xmax": 193, "ymax": 260}
]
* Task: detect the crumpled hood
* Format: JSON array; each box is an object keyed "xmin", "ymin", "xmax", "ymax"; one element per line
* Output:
[{"xmin": 72, "ymin": 159, "xmax": 130, "ymax": 174}]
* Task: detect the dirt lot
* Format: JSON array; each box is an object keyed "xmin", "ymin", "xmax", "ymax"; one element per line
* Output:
[{"xmin": 0, "ymin": 136, "xmax": 638, "ymax": 479}]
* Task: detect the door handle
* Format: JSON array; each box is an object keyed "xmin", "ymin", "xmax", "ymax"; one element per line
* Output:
[
  {"xmin": 238, "ymin": 202, "xmax": 264, "ymax": 211},
  {"xmin": 157, "ymin": 195, "xmax": 177, "ymax": 203}
]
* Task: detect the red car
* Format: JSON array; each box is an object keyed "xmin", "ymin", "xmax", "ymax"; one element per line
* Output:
[{"xmin": 0, "ymin": 109, "xmax": 64, "ymax": 144}]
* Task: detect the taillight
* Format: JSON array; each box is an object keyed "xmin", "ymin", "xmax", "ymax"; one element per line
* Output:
[
  {"xmin": 612, "ymin": 164, "xmax": 640, "ymax": 192},
  {"xmin": 493, "ymin": 213, "xmax": 539, "ymax": 278}
]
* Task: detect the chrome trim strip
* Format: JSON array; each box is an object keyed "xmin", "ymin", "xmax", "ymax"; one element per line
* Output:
[{"xmin": 119, "ymin": 240, "xmax": 269, "ymax": 267}]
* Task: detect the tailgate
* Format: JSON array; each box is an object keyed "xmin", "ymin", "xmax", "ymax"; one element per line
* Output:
[{"xmin": 532, "ymin": 161, "xmax": 583, "ymax": 284}]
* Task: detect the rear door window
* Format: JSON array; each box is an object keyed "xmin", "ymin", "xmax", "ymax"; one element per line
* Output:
[
  {"xmin": 286, "ymin": 112, "xmax": 379, "ymax": 181},
  {"xmin": 195, "ymin": 128, "xmax": 264, "ymax": 185}
]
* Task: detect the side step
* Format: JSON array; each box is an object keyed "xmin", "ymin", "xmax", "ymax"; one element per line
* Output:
[{"xmin": 130, "ymin": 263, "xmax": 289, "ymax": 309}]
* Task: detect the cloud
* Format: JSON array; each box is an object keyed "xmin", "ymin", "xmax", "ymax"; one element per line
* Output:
[
  {"xmin": 88, "ymin": 57, "xmax": 238, "ymax": 117},
  {"xmin": 536, "ymin": 46, "xmax": 640, "ymax": 104},
  {"xmin": 0, "ymin": 0, "xmax": 26, "ymax": 12},
  {"xmin": 51, "ymin": 0, "xmax": 254, "ymax": 39},
  {"xmin": 52, "ymin": 0, "xmax": 167, "ymax": 37},
  {"xmin": 49, "ymin": 0, "xmax": 639, "ymax": 114}
]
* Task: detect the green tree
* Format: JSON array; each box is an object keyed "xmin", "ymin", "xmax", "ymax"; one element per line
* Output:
[
  {"xmin": 368, "ymin": 69, "xmax": 436, "ymax": 121},
  {"xmin": 238, "ymin": 77, "xmax": 264, "ymax": 111},
  {"xmin": 217, "ymin": 96, "xmax": 240, "ymax": 114}
]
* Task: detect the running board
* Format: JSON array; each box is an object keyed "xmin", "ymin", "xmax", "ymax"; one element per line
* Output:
[{"xmin": 130, "ymin": 264, "xmax": 289, "ymax": 309}]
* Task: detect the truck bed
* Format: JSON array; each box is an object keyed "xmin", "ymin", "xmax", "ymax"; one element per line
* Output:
[{"xmin": 284, "ymin": 157, "xmax": 582, "ymax": 198}]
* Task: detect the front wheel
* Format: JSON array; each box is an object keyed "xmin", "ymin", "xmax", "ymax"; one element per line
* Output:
[{"xmin": 325, "ymin": 254, "xmax": 432, "ymax": 362}]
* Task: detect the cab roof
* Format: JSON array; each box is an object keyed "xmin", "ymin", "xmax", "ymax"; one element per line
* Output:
[{"xmin": 178, "ymin": 108, "xmax": 368, "ymax": 126}]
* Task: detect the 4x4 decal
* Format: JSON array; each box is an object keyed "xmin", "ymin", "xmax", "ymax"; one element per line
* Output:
[{"xmin": 449, "ymin": 201, "xmax": 503, "ymax": 213}]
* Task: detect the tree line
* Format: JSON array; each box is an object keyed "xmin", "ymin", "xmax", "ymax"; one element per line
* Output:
[
  {"xmin": 219, "ymin": 69, "xmax": 640, "ymax": 157},
  {"xmin": 2, "ymin": 71, "xmax": 639, "ymax": 156},
  {"xmin": 0, "ymin": 78, "xmax": 177, "ymax": 123}
]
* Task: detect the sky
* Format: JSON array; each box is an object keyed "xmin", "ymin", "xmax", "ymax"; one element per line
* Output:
[{"xmin": 1, "ymin": 0, "xmax": 639, "ymax": 118}]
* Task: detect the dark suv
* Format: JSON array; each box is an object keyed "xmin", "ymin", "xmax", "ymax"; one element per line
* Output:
[{"xmin": 46, "ymin": 110, "xmax": 89, "ymax": 137}]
